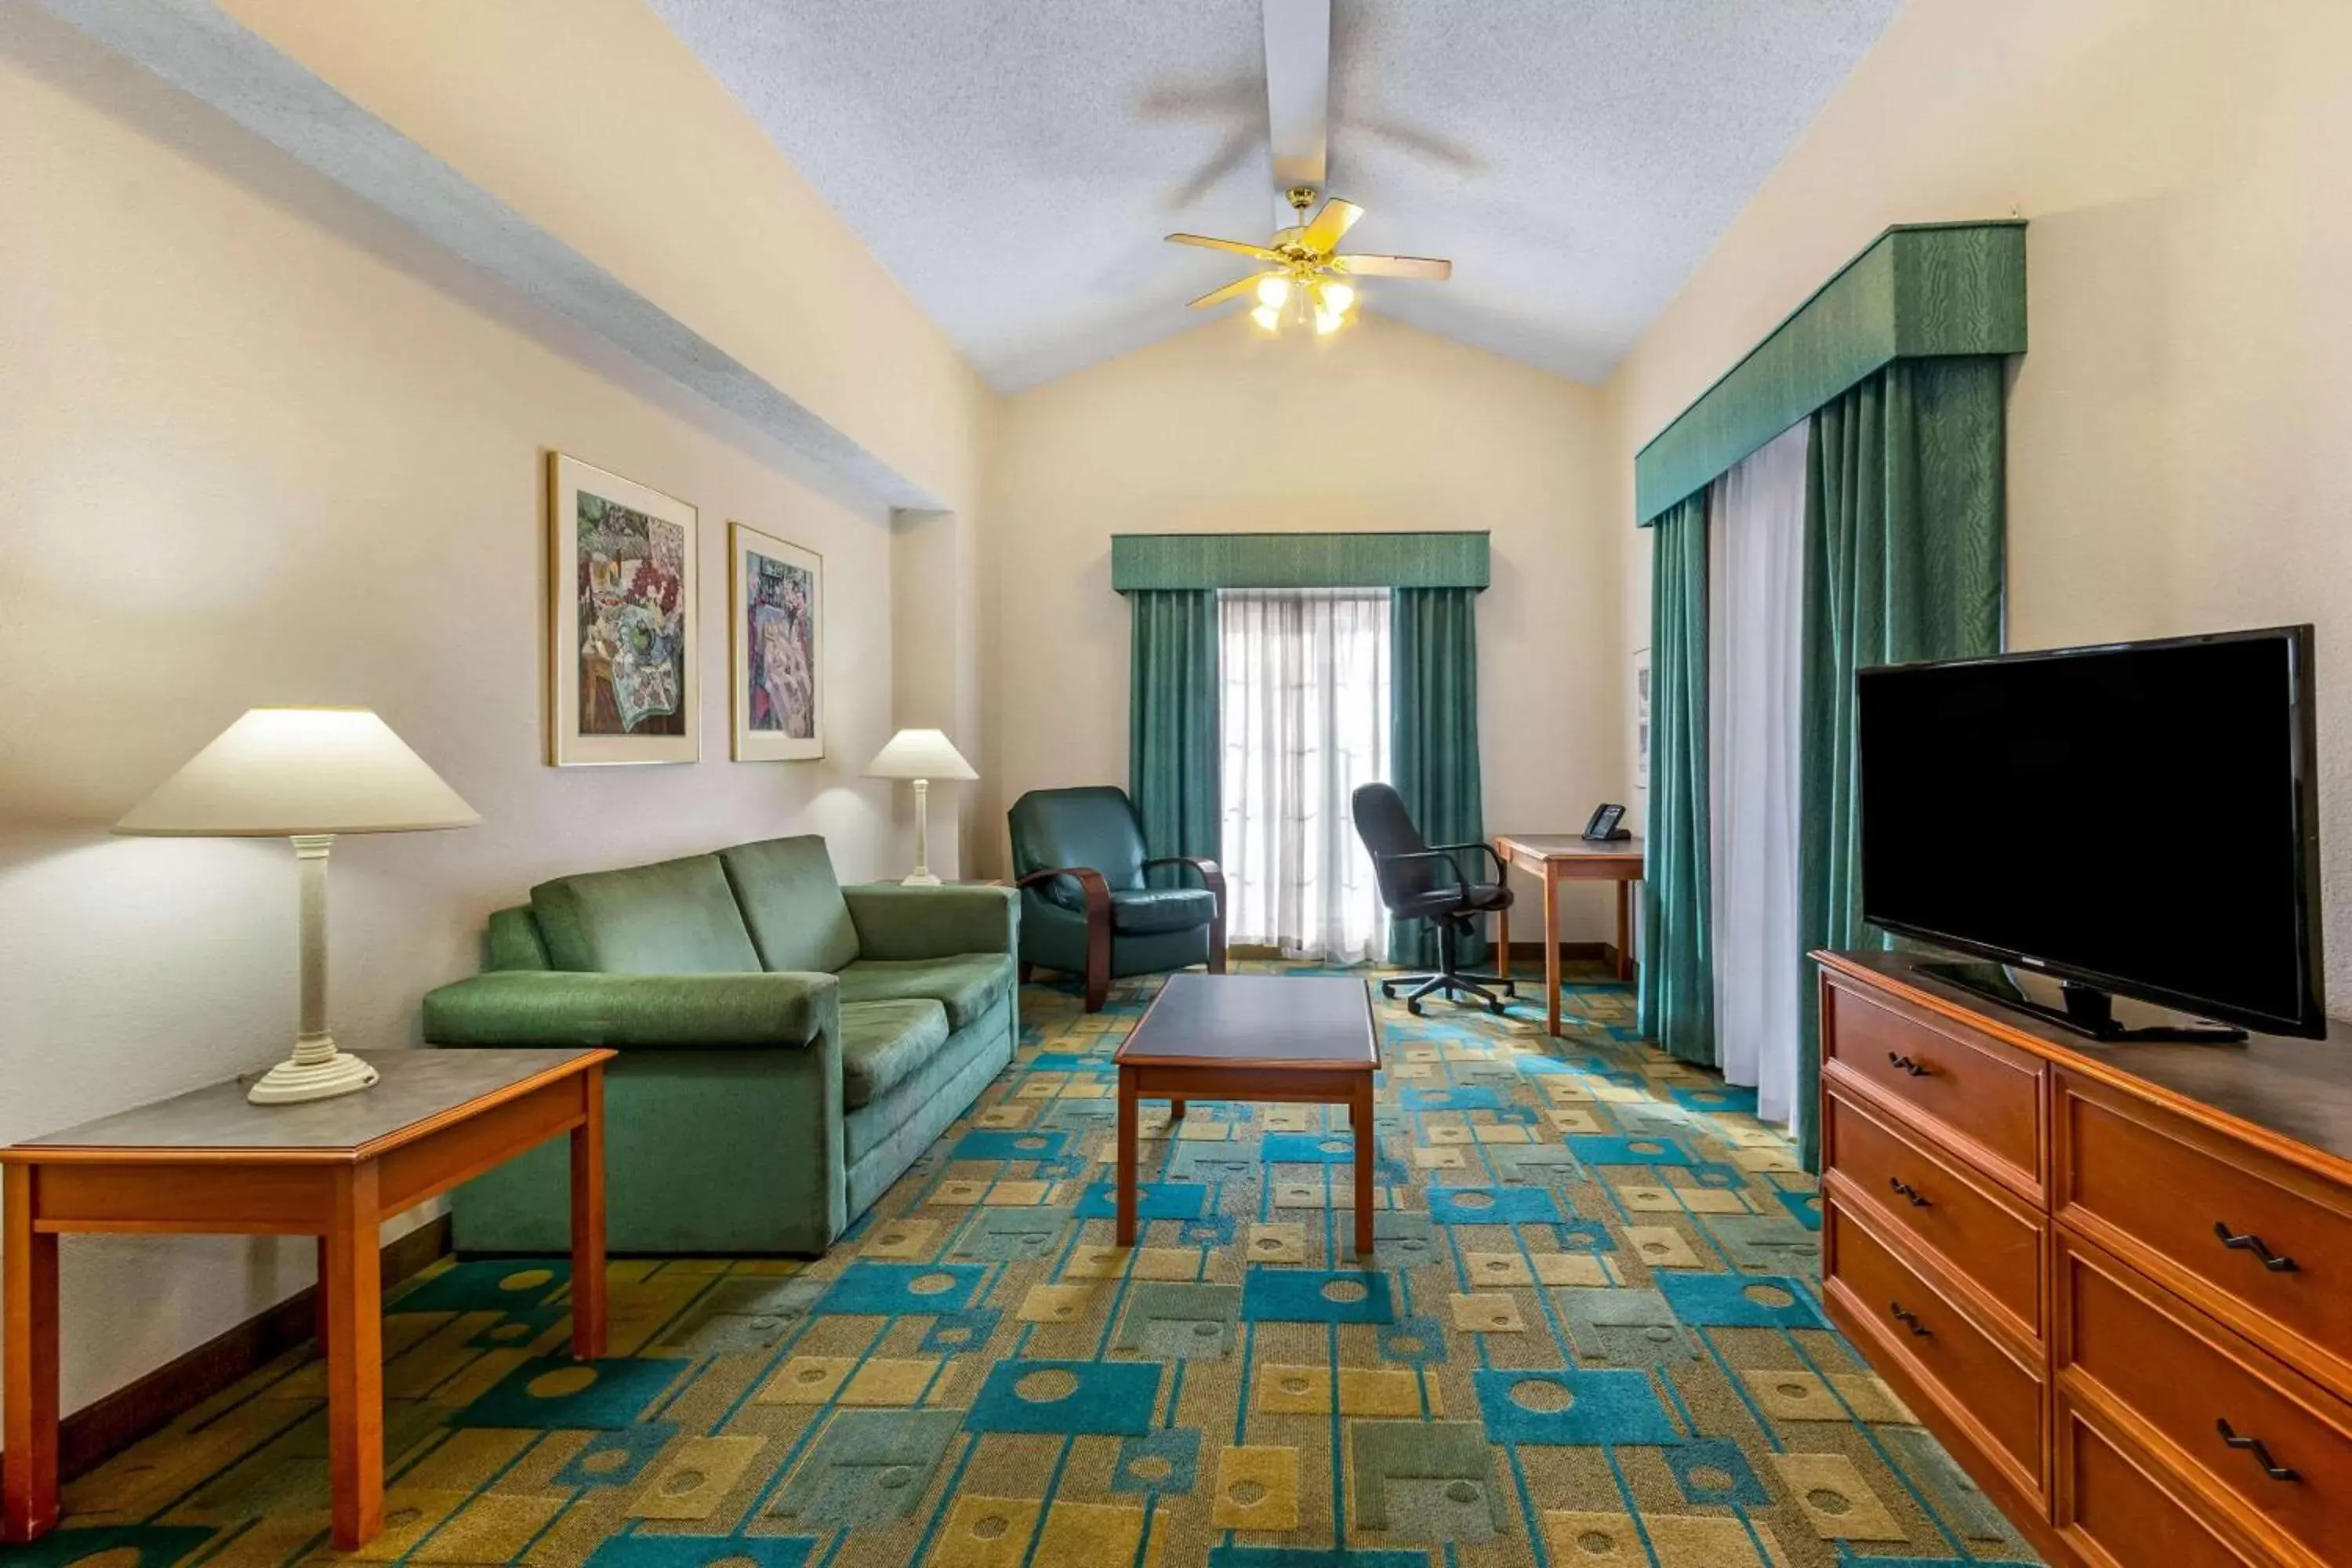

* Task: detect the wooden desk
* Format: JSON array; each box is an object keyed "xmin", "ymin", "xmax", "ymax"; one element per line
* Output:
[
  {"xmin": 1115, "ymin": 975, "xmax": 1382, "ymax": 1258},
  {"xmin": 1492, "ymin": 833, "xmax": 1646, "ymax": 1036},
  {"xmin": 2, "ymin": 1047, "xmax": 610, "ymax": 1552}
]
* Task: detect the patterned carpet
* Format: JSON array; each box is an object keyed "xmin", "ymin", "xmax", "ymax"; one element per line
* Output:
[{"xmin": 27, "ymin": 964, "xmax": 2042, "ymax": 1568}]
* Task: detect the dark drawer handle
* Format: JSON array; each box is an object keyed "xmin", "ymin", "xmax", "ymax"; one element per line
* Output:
[
  {"xmin": 1888, "ymin": 1177, "xmax": 1932, "ymax": 1207},
  {"xmin": 1886, "ymin": 1051, "xmax": 1930, "ymax": 1077},
  {"xmin": 2217, "ymin": 1418, "xmax": 2300, "ymax": 1482},
  {"xmin": 2213, "ymin": 1221, "xmax": 2300, "ymax": 1272},
  {"xmin": 1888, "ymin": 1301, "xmax": 1932, "ymax": 1337}
]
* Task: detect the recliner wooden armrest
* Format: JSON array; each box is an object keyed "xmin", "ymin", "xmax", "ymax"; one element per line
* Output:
[
  {"xmin": 1014, "ymin": 866, "xmax": 1113, "ymax": 1011},
  {"xmin": 1143, "ymin": 856, "xmax": 1229, "ymax": 978}
]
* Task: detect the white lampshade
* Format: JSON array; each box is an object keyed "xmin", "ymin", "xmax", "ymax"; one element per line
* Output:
[
  {"xmin": 862, "ymin": 728, "xmax": 977, "ymax": 782},
  {"xmin": 116, "ymin": 707, "xmax": 479, "ymax": 837}
]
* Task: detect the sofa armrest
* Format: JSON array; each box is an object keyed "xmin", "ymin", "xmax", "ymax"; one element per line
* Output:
[
  {"xmin": 421, "ymin": 971, "xmax": 839, "ymax": 1049},
  {"xmin": 842, "ymin": 883, "xmax": 1018, "ymax": 962}
]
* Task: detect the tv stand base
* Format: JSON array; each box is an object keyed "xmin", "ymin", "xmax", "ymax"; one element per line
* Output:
[{"xmin": 1914, "ymin": 960, "xmax": 2248, "ymax": 1045}]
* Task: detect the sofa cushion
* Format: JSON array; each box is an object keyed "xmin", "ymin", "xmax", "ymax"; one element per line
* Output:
[
  {"xmin": 837, "ymin": 953, "xmax": 1015, "ymax": 1030},
  {"xmin": 839, "ymin": 999, "xmax": 950, "ymax": 1110},
  {"xmin": 1110, "ymin": 887, "xmax": 1216, "ymax": 935},
  {"xmin": 531, "ymin": 854, "xmax": 761, "ymax": 974},
  {"xmin": 717, "ymin": 835, "xmax": 862, "ymax": 975}
]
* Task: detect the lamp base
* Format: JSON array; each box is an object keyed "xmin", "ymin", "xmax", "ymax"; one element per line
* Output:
[
  {"xmin": 248, "ymin": 1048, "xmax": 379, "ymax": 1105},
  {"xmin": 901, "ymin": 871, "xmax": 943, "ymax": 887}
]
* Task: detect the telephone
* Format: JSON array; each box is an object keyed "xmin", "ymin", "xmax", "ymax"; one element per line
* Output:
[{"xmin": 1581, "ymin": 803, "xmax": 1630, "ymax": 842}]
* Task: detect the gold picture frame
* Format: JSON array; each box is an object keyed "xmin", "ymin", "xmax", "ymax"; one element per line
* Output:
[
  {"xmin": 728, "ymin": 521, "xmax": 825, "ymax": 761},
  {"xmin": 547, "ymin": 453, "xmax": 700, "ymax": 765}
]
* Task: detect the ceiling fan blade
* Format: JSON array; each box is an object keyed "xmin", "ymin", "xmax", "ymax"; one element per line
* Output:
[
  {"xmin": 1188, "ymin": 274, "xmax": 1275, "ymax": 310},
  {"xmin": 1263, "ymin": 0, "xmax": 1330, "ymax": 192},
  {"xmin": 1331, "ymin": 252, "xmax": 1451, "ymax": 280},
  {"xmin": 1167, "ymin": 233, "xmax": 1282, "ymax": 260},
  {"xmin": 1299, "ymin": 198, "xmax": 1363, "ymax": 255}
]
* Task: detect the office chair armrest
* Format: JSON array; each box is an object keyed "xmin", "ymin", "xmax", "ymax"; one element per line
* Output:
[
  {"xmin": 1371, "ymin": 847, "xmax": 1472, "ymax": 907},
  {"xmin": 1014, "ymin": 866, "xmax": 1112, "ymax": 1011},
  {"xmin": 1426, "ymin": 840, "xmax": 1508, "ymax": 881},
  {"xmin": 1143, "ymin": 856, "xmax": 1229, "ymax": 975}
]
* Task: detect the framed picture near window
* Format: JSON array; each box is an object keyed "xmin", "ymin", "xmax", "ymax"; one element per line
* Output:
[
  {"xmin": 729, "ymin": 522, "xmax": 824, "ymax": 761},
  {"xmin": 547, "ymin": 453, "xmax": 699, "ymax": 766}
]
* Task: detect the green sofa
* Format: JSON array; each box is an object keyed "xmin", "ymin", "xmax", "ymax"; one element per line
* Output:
[{"xmin": 419, "ymin": 835, "xmax": 1018, "ymax": 1255}]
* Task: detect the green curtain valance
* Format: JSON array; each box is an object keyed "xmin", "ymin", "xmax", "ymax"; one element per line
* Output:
[
  {"xmin": 1112, "ymin": 531, "xmax": 1490, "ymax": 592},
  {"xmin": 1635, "ymin": 221, "xmax": 2026, "ymax": 526}
]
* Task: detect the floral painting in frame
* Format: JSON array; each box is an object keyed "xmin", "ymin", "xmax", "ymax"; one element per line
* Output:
[
  {"xmin": 547, "ymin": 453, "xmax": 699, "ymax": 765},
  {"xmin": 729, "ymin": 521, "xmax": 823, "ymax": 761}
]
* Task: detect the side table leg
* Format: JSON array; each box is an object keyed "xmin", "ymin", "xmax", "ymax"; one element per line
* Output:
[
  {"xmin": 3, "ymin": 1165, "xmax": 59, "ymax": 1543},
  {"xmin": 1542, "ymin": 869, "xmax": 1563, "ymax": 1037},
  {"xmin": 570, "ymin": 1066, "xmax": 608, "ymax": 1359},
  {"xmin": 324, "ymin": 1163, "xmax": 383, "ymax": 1552},
  {"xmin": 1351, "ymin": 1077, "xmax": 1376, "ymax": 1261},
  {"xmin": 1116, "ymin": 1065, "xmax": 1139, "ymax": 1247}
]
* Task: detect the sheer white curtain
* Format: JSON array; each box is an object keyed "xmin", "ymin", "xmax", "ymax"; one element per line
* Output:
[
  {"xmin": 1708, "ymin": 423, "xmax": 1809, "ymax": 1124},
  {"xmin": 1219, "ymin": 588, "xmax": 1392, "ymax": 962}
]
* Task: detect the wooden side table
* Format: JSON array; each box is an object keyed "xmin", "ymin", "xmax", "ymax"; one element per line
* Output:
[
  {"xmin": 1493, "ymin": 833, "xmax": 1646, "ymax": 1036},
  {"xmin": 2, "ymin": 1047, "xmax": 611, "ymax": 1551}
]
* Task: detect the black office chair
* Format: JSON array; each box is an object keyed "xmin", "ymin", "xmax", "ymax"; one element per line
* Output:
[{"xmin": 1351, "ymin": 782, "xmax": 1516, "ymax": 1015}]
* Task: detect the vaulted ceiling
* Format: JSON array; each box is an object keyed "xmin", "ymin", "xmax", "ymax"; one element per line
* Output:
[{"xmin": 648, "ymin": 0, "xmax": 1904, "ymax": 391}]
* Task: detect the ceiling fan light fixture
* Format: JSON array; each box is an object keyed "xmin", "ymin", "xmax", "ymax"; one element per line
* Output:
[
  {"xmin": 1250, "ymin": 304, "xmax": 1282, "ymax": 332},
  {"xmin": 1255, "ymin": 275, "xmax": 1291, "ymax": 310},
  {"xmin": 1313, "ymin": 308, "xmax": 1345, "ymax": 336},
  {"xmin": 1317, "ymin": 280, "xmax": 1356, "ymax": 317}
]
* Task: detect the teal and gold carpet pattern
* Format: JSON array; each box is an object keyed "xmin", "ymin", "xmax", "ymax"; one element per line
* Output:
[{"xmin": 24, "ymin": 965, "xmax": 2041, "ymax": 1568}]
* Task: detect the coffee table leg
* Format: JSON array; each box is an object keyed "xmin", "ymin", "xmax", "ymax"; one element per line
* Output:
[
  {"xmin": 1352, "ymin": 1077, "xmax": 1376, "ymax": 1261},
  {"xmin": 1116, "ymin": 1065, "xmax": 1139, "ymax": 1247},
  {"xmin": 1168, "ymin": 1098, "xmax": 1185, "ymax": 1123},
  {"xmin": 570, "ymin": 1065, "xmax": 608, "ymax": 1359},
  {"xmin": 3, "ymin": 1164, "xmax": 59, "ymax": 1543}
]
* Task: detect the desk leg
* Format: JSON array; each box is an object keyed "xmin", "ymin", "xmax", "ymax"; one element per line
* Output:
[
  {"xmin": 1115, "ymin": 1065, "xmax": 1139, "ymax": 1247},
  {"xmin": 324, "ymin": 1163, "xmax": 383, "ymax": 1552},
  {"xmin": 1494, "ymin": 880, "xmax": 1512, "ymax": 985},
  {"xmin": 1542, "ymin": 869, "xmax": 1563, "ymax": 1037},
  {"xmin": 570, "ymin": 1065, "xmax": 608, "ymax": 1359},
  {"xmin": 1351, "ymin": 1077, "xmax": 1376, "ymax": 1261},
  {"xmin": 1615, "ymin": 881, "xmax": 1633, "ymax": 983},
  {"xmin": 3, "ymin": 1165, "xmax": 59, "ymax": 1543}
]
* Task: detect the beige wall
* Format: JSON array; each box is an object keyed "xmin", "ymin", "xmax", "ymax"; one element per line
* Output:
[
  {"xmin": 1606, "ymin": 0, "xmax": 2352, "ymax": 1007},
  {"xmin": 982, "ymin": 312, "xmax": 1624, "ymax": 934},
  {"xmin": 0, "ymin": 13, "xmax": 975, "ymax": 1414}
]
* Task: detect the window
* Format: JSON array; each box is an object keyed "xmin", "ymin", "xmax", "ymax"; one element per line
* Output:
[{"xmin": 1218, "ymin": 588, "xmax": 1391, "ymax": 961}]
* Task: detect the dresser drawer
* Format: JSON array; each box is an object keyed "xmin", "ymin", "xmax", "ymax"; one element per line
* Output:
[
  {"xmin": 2058, "ymin": 1399, "xmax": 2263, "ymax": 1568},
  {"xmin": 2057, "ymin": 1069, "xmax": 2352, "ymax": 1392},
  {"xmin": 1823, "ymin": 980, "xmax": 2044, "ymax": 1193},
  {"xmin": 1825, "ymin": 1199, "xmax": 2045, "ymax": 1498},
  {"xmin": 1824, "ymin": 1087, "xmax": 2042, "ymax": 1339},
  {"xmin": 2060, "ymin": 1234, "xmax": 2352, "ymax": 1568}
]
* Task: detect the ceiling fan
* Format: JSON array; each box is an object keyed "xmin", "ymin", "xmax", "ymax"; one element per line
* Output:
[
  {"xmin": 1168, "ymin": 185, "xmax": 1452, "ymax": 333},
  {"xmin": 1163, "ymin": 0, "xmax": 1451, "ymax": 335}
]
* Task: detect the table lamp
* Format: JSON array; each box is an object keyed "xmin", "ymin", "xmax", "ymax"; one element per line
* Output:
[
  {"xmin": 862, "ymin": 728, "xmax": 976, "ymax": 885},
  {"xmin": 115, "ymin": 707, "xmax": 480, "ymax": 1104}
]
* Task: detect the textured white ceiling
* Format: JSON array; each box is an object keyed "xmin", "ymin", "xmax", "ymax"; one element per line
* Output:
[{"xmin": 648, "ymin": 0, "xmax": 1904, "ymax": 390}]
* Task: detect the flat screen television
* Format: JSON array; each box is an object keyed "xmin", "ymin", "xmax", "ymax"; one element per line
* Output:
[{"xmin": 1856, "ymin": 626, "xmax": 2325, "ymax": 1041}]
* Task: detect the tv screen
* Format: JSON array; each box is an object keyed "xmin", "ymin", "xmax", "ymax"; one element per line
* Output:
[{"xmin": 1857, "ymin": 626, "xmax": 2325, "ymax": 1038}]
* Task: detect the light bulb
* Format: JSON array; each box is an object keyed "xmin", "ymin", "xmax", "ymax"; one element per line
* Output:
[
  {"xmin": 1250, "ymin": 305, "xmax": 1281, "ymax": 332},
  {"xmin": 1314, "ymin": 309, "xmax": 1344, "ymax": 336},
  {"xmin": 1319, "ymin": 281, "xmax": 1356, "ymax": 316},
  {"xmin": 1255, "ymin": 275, "xmax": 1290, "ymax": 310}
]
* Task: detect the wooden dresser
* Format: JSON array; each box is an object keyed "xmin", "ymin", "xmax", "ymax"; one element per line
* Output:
[{"xmin": 1816, "ymin": 950, "xmax": 2352, "ymax": 1568}]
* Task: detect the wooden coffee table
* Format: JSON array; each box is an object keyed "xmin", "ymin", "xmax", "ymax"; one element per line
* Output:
[
  {"xmin": 1115, "ymin": 974, "xmax": 1382, "ymax": 1257},
  {"xmin": 2, "ymin": 1047, "xmax": 610, "ymax": 1551}
]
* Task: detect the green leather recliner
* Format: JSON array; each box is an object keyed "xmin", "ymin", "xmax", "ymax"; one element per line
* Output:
[
  {"xmin": 419, "ymin": 834, "xmax": 1018, "ymax": 1255},
  {"xmin": 1007, "ymin": 785, "xmax": 1225, "ymax": 1011}
]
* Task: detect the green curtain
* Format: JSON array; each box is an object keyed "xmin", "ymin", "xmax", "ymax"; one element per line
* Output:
[
  {"xmin": 1797, "ymin": 358, "xmax": 2005, "ymax": 1167},
  {"xmin": 1129, "ymin": 589, "xmax": 1221, "ymax": 884},
  {"xmin": 1638, "ymin": 492, "xmax": 1715, "ymax": 1065},
  {"xmin": 1388, "ymin": 587, "xmax": 1486, "ymax": 967}
]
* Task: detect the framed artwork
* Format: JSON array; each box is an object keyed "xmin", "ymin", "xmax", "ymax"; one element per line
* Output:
[
  {"xmin": 547, "ymin": 453, "xmax": 699, "ymax": 765},
  {"xmin": 1633, "ymin": 645, "xmax": 1652, "ymax": 790},
  {"xmin": 729, "ymin": 521, "xmax": 824, "ymax": 760}
]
